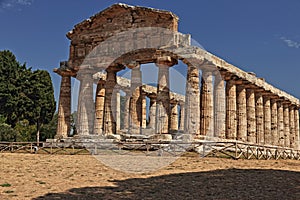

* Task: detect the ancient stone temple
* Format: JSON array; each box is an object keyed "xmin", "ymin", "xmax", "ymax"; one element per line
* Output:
[{"xmin": 54, "ymin": 3, "xmax": 300, "ymax": 149}]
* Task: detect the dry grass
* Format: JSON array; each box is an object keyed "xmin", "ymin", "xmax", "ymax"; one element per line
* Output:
[{"xmin": 0, "ymin": 153, "xmax": 299, "ymax": 199}]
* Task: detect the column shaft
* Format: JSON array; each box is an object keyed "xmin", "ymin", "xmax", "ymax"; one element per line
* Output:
[
  {"xmin": 147, "ymin": 96, "xmax": 156, "ymax": 130},
  {"xmin": 200, "ymin": 71, "xmax": 214, "ymax": 136},
  {"xmin": 123, "ymin": 93, "xmax": 130, "ymax": 130},
  {"xmin": 294, "ymin": 108, "xmax": 300, "ymax": 150},
  {"xmin": 115, "ymin": 91, "xmax": 121, "ymax": 133},
  {"xmin": 246, "ymin": 89, "xmax": 256, "ymax": 143},
  {"xmin": 56, "ymin": 75, "xmax": 71, "ymax": 138},
  {"xmin": 141, "ymin": 94, "xmax": 147, "ymax": 129},
  {"xmin": 264, "ymin": 96, "xmax": 272, "ymax": 145},
  {"xmin": 277, "ymin": 102, "xmax": 285, "ymax": 146},
  {"xmin": 94, "ymin": 80, "xmax": 105, "ymax": 135},
  {"xmin": 271, "ymin": 99, "xmax": 278, "ymax": 145},
  {"xmin": 283, "ymin": 104, "xmax": 290, "ymax": 147},
  {"xmin": 179, "ymin": 103, "xmax": 185, "ymax": 131},
  {"xmin": 170, "ymin": 102, "xmax": 179, "ymax": 131},
  {"xmin": 184, "ymin": 65, "xmax": 200, "ymax": 135},
  {"xmin": 226, "ymin": 80, "xmax": 237, "ymax": 139},
  {"xmin": 289, "ymin": 106, "xmax": 295, "ymax": 148},
  {"xmin": 237, "ymin": 85, "xmax": 247, "ymax": 141},
  {"xmin": 214, "ymin": 75, "xmax": 226, "ymax": 138},
  {"xmin": 255, "ymin": 93, "xmax": 264, "ymax": 144}
]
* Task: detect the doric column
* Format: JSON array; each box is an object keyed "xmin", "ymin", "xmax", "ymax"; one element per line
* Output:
[
  {"xmin": 141, "ymin": 93, "xmax": 147, "ymax": 129},
  {"xmin": 270, "ymin": 99, "xmax": 278, "ymax": 145},
  {"xmin": 289, "ymin": 106, "xmax": 295, "ymax": 148},
  {"xmin": 170, "ymin": 101, "xmax": 179, "ymax": 132},
  {"xmin": 277, "ymin": 101, "xmax": 285, "ymax": 146},
  {"xmin": 214, "ymin": 73, "xmax": 226, "ymax": 138},
  {"xmin": 200, "ymin": 70, "xmax": 214, "ymax": 136},
  {"xmin": 129, "ymin": 64, "xmax": 142, "ymax": 134},
  {"xmin": 283, "ymin": 103, "xmax": 290, "ymax": 147},
  {"xmin": 263, "ymin": 96, "xmax": 272, "ymax": 145},
  {"xmin": 147, "ymin": 95, "xmax": 156, "ymax": 130},
  {"xmin": 184, "ymin": 63, "xmax": 200, "ymax": 136},
  {"xmin": 115, "ymin": 90, "xmax": 121, "ymax": 133},
  {"xmin": 294, "ymin": 107, "xmax": 300, "ymax": 150},
  {"xmin": 77, "ymin": 72, "xmax": 95, "ymax": 136},
  {"xmin": 94, "ymin": 80, "xmax": 105, "ymax": 135},
  {"xmin": 246, "ymin": 88, "xmax": 256, "ymax": 143},
  {"xmin": 179, "ymin": 101, "xmax": 185, "ymax": 131},
  {"xmin": 255, "ymin": 92, "xmax": 264, "ymax": 144},
  {"xmin": 123, "ymin": 91, "xmax": 131, "ymax": 130},
  {"xmin": 103, "ymin": 68, "xmax": 117, "ymax": 135},
  {"xmin": 226, "ymin": 79, "xmax": 237, "ymax": 139},
  {"xmin": 155, "ymin": 57, "xmax": 176, "ymax": 134},
  {"xmin": 236, "ymin": 85, "xmax": 247, "ymax": 142},
  {"xmin": 56, "ymin": 75, "xmax": 71, "ymax": 139}
]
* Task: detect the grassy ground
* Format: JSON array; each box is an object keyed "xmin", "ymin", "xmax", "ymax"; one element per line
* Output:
[{"xmin": 0, "ymin": 152, "xmax": 299, "ymax": 199}]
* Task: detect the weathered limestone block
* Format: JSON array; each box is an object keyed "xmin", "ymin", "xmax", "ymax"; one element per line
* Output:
[
  {"xmin": 277, "ymin": 102, "xmax": 285, "ymax": 146},
  {"xmin": 56, "ymin": 75, "xmax": 71, "ymax": 138},
  {"xmin": 263, "ymin": 96, "xmax": 272, "ymax": 145},
  {"xmin": 237, "ymin": 85, "xmax": 247, "ymax": 142},
  {"xmin": 184, "ymin": 64, "xmax": 200, "ymax": 136},
  {"xmin": 200, "ymin": 70, "xmax": 214, "ymax": 136},
  {"xmin": 214, "ymin": 73, "xmax": 226, "ymax": 138},
  {"xmin": 129, "ymin": 64, "xmax": 143, "ymax": 134},
  {"xmin": 179, "ymin": 102, "xmax": 185, "ymax": 131},
  {"xmin": 77, "ymin": 72, "xmax": 95, "ymax": 136},
  {"xmin": 103, "ymin": 69, "xmax": 117, "ymax": 135},
  {"xmin": 294, "ymin": 108, "xmax": 300, "ymax": 150},
  {"xmin": 155, "ymin": 63, "xmax": 171, "ymax": 134},
  {"xmin": 255, "ymin": 93, "xmax": 264, "ymax": 144},
  {"xmin": 270, "ymin": 99, "xmax": 278, "ymax": 145},
  {"xmin": 147, "ymin": 95, "xmax": 156, "ymax": 130},
  {"xmin": 94, "ymin": 80, "xmax": 105, "ymax": 135},
  {"xmin": 170, "ymin": 102, "xmax": 179, "ymax": 131},
  {"xmin": 226, "ymin": 80, "xmax": 237, "ymax": 139},
  {"xmin": 283, "ymin": 103, "xmax": 290, "ymax": 147},
  {"xmin": 289, "ymin": 106, "xmax": 295, "ymax": 148},
  {"xmin": 246, "ymin": 89, "xmax": 256, "ymax": 143}
]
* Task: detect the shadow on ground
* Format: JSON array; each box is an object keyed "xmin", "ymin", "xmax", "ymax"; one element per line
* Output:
[{"xmin": 34, "ymin": 168, "xmax": 300, "ymax": 200}]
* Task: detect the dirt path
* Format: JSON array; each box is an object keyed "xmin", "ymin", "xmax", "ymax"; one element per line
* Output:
[{"xmin": 0, "ymin": 153, "xmax": 299, "ymax": 199}]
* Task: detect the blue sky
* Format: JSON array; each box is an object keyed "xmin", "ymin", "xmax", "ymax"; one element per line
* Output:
[{"xmin": 1, "ymin": 0, "xmax": 300, "ymax": 105}]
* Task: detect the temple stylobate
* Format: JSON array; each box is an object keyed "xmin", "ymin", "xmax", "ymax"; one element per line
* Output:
[{"xmin": 54, "ymin": 3, "xmax": 300, "ymax": 149}]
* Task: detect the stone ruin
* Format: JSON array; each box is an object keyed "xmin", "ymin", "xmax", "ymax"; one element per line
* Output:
[{"xmin": 54, "ymin": 3, "xmax": 300, "ymax": 149}]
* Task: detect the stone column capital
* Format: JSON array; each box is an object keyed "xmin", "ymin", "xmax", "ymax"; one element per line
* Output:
[{"xmin": 155, "ymin": 56, "xmax": 178, "ymax": 67}]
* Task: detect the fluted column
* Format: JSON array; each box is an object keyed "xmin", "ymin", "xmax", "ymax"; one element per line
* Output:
[
  {"xmin": 123, "ymin": 92, "xmax": 131, "ymax": 130},
  {"xmin": 103, "ymin": 68, "xmax": 117, "ymax": 135},
  {"xmin": 271, "ymin": 99, "xmax": 278, "ymax": 145},
  {"xmin": 294, "ymin": 107, "xmax": 300, "ymax": 150},
  {"xmin": 170, "ymin": 101, "xmax": 179, "ymax": 132},
  {"xmin": 179, "ymin": 102, "xmax": 185, "ymax": 131},
  {"xmin": 237, "ymin": 85, "xmax": 247, "ymax": 142},
  {"xmin": 200, "ymin": 70, "xmax": 214, "ymax": 136},
  {"xmin": 226, "ymin": 79, "xmax": 237, "ymax": 139},
  {"xmin": 214, "ymin": 73, "xmax": 226, "ymax": 138},
  {"xmin": 94, "ymin": 80, "xmax": 105, "ymax": 135},
  {"xmin": 77, "ymin": 72, "xmax": 95, "ymax": 136},
  {"xmin": 129, "ymin": 64, "xmax": 142, "ymax": 134},
  {"xmin": 246, "ymin": 89, "xmax": 256, "ymax": 143},
  {"xmin": 255, "ymin": 92, "xmax": 264, "ymax": 144},
  {"xmin": 289, "ymin": 106, "xmax": 295, "ymax": 148},
  {"xmin": 283, "ymin": 103, "xmax": 290, "ymax": 147},
  {"xmin": 264, "ymin": 96, "xmax": 272, "ymax": 145},
  {"xmin": 147, "ymin": 95, "xmax": 156, "ymax": 130},
  {"xmin": 141, "ymin": 93, "xmax": 147, "ymax": 129},
  {"xmin": 115, "ymin": 90, "xmax": 121, "ymax": 133},
  {"xmin": 277, "ymin": 101, "xmax": 285, "ymax": 146},
  {"xmin": 56, "ymin": 75, "xmax": 71, "ymax": 139},
  {"xmin": 155, "ymin": 62, "xmax": 171, "ymax": 134},
  {"xmin": 184, "ymin": 64, "xmax": 200, "ymax": 136}
]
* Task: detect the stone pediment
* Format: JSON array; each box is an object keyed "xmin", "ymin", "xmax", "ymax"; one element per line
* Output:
[{"xmin": 67, "ymin": 3, "xmax": 179, "ymax": 43}]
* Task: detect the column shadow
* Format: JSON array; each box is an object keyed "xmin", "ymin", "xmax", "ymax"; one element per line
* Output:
[{"xmin": 33, "ymin": 168, "xmax": 300, "ymax": 200}]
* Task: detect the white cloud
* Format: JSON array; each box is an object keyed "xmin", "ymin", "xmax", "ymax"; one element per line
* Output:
[
  {"xmin": 280, "ymin": 36, "xmax": 300, "ymax": 49},
  {"xmin": 0, "ymin": 0, "xmax": 33, "ymax": 9}
]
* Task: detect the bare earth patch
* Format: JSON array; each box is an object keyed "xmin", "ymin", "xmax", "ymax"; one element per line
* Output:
[{"xmin": 0, "ymin": 153, "xmax": 299, "ymax": 199}]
